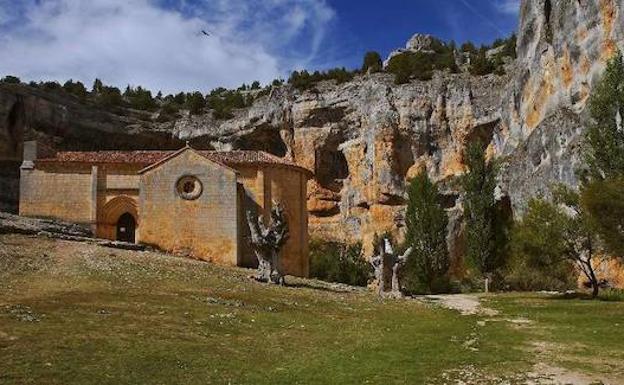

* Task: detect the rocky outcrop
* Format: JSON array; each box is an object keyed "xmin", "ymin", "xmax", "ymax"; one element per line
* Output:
[
  {"xmin": 1, "ymin": 0, "xmax": 622, "ymax": 249},
  {"xmin": 383, "ymin": 33, "xmax": 445, "ymax": 67},
  {"xmin": 498, "ymin": 0, "xmax": 624, "ymax": 211}
]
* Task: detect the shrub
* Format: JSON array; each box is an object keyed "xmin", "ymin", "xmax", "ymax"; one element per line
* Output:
[
  {"xmin": 469, "ymin": 47, "xmax": 496, "ymax": 76},
  {"xmin": 124, "ymin": 86, "xmax": 157, "ymax": 111},
  {"xmin": 63, "ymin": 80, "xmax": 88, "ymax": 99},
  {"xmin": 503, "ymin": 253, "xmax": 577, "ymax": 292},
  {"xmin": 96, "ymin": 86, "xmax": 124, "ymax": 108},
  {"xmin": 206, "ymin": 88, "xmax": 248, "ymax": 120},
  {"xmin": 362, "ymin": 51, "xmax": 383, "ymax": 73},
  {"xmin": 508, "ymin": 194, "xmax": 604, "ymax": 297},
  {"xmin": 386, "ymin": 45, "xmax": 458, "ymax": 85},
  {"xmin": 1, "ymin": 75, "xmax": 21, "ymax": 84},
  {"xmin": 288, "ymin": 67, "xmax": 355, "ymax": 91},
  {"xmin": 310, "ymin": 240, "xmax": 371, "ymax": 287}
]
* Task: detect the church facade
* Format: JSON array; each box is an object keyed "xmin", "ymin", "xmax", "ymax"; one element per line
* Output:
[{"xmin": 19, "ymin": 141, "xmax": 312, "ymax": 277}]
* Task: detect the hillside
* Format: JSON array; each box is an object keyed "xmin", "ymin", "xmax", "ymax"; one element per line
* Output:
[{"xmin": 1, "ymin": 233, "xmax": 623, "ymax": 384}]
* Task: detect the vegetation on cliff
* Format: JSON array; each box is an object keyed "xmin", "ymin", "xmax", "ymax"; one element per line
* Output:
[{"xmin": 581, "ymin": 53, "xmax": 624, "ymax": 257}]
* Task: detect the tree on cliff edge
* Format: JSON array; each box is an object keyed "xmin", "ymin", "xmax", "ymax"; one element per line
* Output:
[{"xmin": 403, "ymin": 172, "xmax": 450, "ymax": 294}]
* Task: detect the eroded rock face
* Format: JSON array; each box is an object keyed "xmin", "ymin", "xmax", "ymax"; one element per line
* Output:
[
  {"xmin": 2, "ymin": 0, "xmax": 623, "ymax": 249},
  {"xmin": 498, "ymin": 0, "xmax": 624, "ymax": 212},
  {"xmin": 170, "ymin": 72, "xmax": 508, "ymax": 249}
]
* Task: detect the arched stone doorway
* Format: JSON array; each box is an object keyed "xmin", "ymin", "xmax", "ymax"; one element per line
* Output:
[
  {"xmin": 116, "ymin": 212, "xmax": 136, "ymax": 243},
  {"xmin": 98, "ymin": 195, "xmax": 138, "ymax": 242}
]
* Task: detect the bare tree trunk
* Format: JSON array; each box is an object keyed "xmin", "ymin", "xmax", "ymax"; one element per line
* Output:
[
  {"xmin": 371, "ymin": 253, "xmax": 385, "ymax": 296},
  {"xmin": 246, "ymin": 205, "xmax": 289, "ymax": 285}
]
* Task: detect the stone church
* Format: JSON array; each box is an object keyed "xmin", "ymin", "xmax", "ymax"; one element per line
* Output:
[{"xmin": 18, "ymin": 141, "xmax": 312, "ymax": 277}]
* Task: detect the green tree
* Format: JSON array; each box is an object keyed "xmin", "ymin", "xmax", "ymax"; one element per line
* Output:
[
  {"xmin": 1, "ymin": 75, "xmax": 21, "ymax": 84},
  {"xmin": 362, "ymin": 51, "xmax": 383, "ymax": 73},
  {"xmin": 124, "ymin": 86, "xmax": 157, "ymax": 111},
  {"xmin": 581, "ymin": 177, "xmax": 624, "ymax": 256},
  {"xmin": 583, "ymin": 53, "xmax": 624, "ymax": 180},
  {"xmin": 511, "ymin": 187, "xmax": 603, "ymax": 298},
  {"xmin": 250, "ymin": 81, "xmax": 261, "ymax": 90},
  {"xmin": 97, "ymin": 86, "xmax": 123, "ymax": 108},
  {"xmin": 580, "ymin": 52, "xmax": 624, "ymax": 257},
  {"xmin": 92, "ymin": 78, "xmax": 104, "ymax": 94},
  {"xmin": 461, "ymin": 142, "xmax": 507, "ymax": 290},
  {"xmin": 185, "ymin": 91, "xmax": 205, "ymax": 115},
  {"xmin": 403, "ymin": 172, "xmax": 451, "ymax": 294},
  {"xmin": 63, "ymin": 80, "xmax": 87, "ymax": 99},
  {"xmin": 469, "ymin": 47, "xmax": 495, "ymax": 76}
]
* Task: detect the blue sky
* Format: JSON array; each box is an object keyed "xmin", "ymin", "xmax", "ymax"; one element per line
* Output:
[{"xmin": 0, "ymin": 0, "xmax": 519, "ymax": 94}]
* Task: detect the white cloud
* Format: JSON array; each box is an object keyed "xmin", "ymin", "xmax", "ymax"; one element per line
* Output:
[
  {"xmin": 0, "ymin": 0, "xmax": 336, "ymax": 94},
  {"xmin": 494, "ymin": 0, "xmax": 520, "ymax": 15}
]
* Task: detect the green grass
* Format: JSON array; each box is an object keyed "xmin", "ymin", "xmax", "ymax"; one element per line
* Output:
[
  {"xmin": 484, "ymin": 293, "xmax": 624, "ymax": 377},
  {"xmin": 1, "ymin": 234, "xmax": 623, "ymax": 384}
]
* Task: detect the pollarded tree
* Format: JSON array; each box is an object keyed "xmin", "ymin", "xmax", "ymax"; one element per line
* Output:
[
  {"xmin": 461, "ymin": 141, "xmax": 507, "ymax": 290},
  {"xmin": 246, "ymin": 204, "xmax": 289, "ymax": 285},
  {"xmin": 403, "ymin": 171, "xmax": 451, "ymax": 294}
]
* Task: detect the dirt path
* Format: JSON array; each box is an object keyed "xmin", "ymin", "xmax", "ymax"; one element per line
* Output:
[
  {"xmin": 427, "ymin": 294, "xmax": 621, "ymax": 385},
  {"xmin": 420, "ymin": 294, "xmax": 499, "ymax": 316}
]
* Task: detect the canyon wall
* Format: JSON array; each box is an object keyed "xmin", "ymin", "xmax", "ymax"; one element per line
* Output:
[{"xmin": 1, "ymin": 0, "xmax": 623, "ymax": 249}]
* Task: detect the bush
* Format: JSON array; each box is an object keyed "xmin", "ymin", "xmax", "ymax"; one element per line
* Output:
[
  {"xmin": 362, "ymin": 51, "xmax": 383, "ymax": 73},
  {"xmin": 503, "ymin": 254, "xmax": 577, "ymax": 292},
  {"xmin": 124, "ymin": 86, "xmax": 157, "ymax": 111},
  {"xmin": 386, "ymin": 45, "xmax": 458, "ymax": 85},
  {"xmin": 469, "ymin": 48, "xmax": 496, "ymax": 76},
  {"xmin": 1, "ymin": 75, "xmax": 21, "ymax": 84},
  {"xmin": 310, "ymin": 240, "xmax": 371, "ymax": 287},
  {"xmin": 288, "ymin": 67, "xmax": 355, "ymax": 91},
  {"xmin": 185, "ymin": 91, "xmax": 205, "ymax": 115},
  {"xmin": 206, "ymin": 88, "xmax": 249, "ymax": 120},
  {"xmin": 63, "ymin": 80, "xmax": 88, "ymax": 99}
]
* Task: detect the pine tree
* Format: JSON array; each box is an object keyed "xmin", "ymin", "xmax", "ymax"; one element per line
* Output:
[
  {"xmin": 362, "ymin": 51, "xmax": 383, "ymax": 73},
  {"xmin": 403, "ymin": 171, "xmax": 450, "ymax": 294},
  {"xmin": 92, "ymin": 78, "xmax": 103, "ymax": 94}
]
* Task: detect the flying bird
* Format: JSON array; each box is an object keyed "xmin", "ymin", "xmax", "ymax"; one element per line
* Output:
[{"xmin": 201, "ymin": 30, "xmax": 211, "ymax": 37}]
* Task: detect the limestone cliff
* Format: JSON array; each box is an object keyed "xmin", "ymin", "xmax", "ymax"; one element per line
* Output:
[
  {"xmin": 1, "ymin": 0, "xmax": 623, "ymax": 248},
  {"xmin": 500, "ymin": 0, "xmax": 624, "ymax": 210}
]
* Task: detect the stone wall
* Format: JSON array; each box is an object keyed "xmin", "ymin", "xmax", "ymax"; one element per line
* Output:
[
  {"xmin": 19, "ymin": 163, "xmax": 94, "ymax": 225},
  {"xmin": 139, "ymin": 149, "xmax": 239, "ymax": 265}
]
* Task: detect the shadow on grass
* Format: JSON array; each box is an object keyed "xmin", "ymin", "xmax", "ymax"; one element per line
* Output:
[
  {"xmin": 285, "ymin": 278, "xmax": 366, "ymax": 294},
  {"xmin": 541, "ymin": 289, "xmax": 624, "ymax": 302}
]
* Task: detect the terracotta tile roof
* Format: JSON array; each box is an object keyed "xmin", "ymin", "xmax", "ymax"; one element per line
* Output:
[{"xmin": 36, "ymin": 149, "xmax": 313, "ymax": 176}]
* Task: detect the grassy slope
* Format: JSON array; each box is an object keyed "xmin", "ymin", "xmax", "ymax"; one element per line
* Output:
[{"xmin": 1, "ymin": 234, "xmax": 623, "ymax": 384}]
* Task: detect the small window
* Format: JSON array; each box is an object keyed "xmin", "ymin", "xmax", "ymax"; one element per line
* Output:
[{"xmin": 176, "ymin": 175, "xmax": 203, "ymax": 200}]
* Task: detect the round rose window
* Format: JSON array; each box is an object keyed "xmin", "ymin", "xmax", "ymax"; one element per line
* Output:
[{"xmin": 176, "ymin": 175, "xmax": 203, "ymax": 200}]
